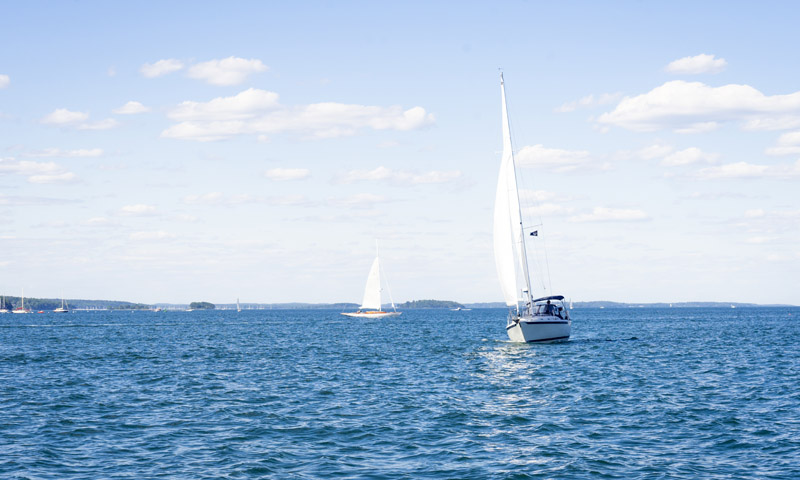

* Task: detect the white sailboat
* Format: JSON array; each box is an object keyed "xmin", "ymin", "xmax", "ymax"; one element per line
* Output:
[
  {"xmin": 54, "ymin": 294, "xmax": 69, "ymax": 313},
  {"xmin": 13, "ymin": 288, "xmax": 31, "ymax": 314},
  {"xmin": 341, "ymin": 245, "xmax": 401, "ymax": 319},
  {"xmin": 237, "ymin": 298, "xmax": 241, "ymax": 312},
  {"xmin": 0, "ymin": 296, "xmax": 8, "ymax": 313},
  {"xmin": 493, "ymin": 73, "xmax": 570, "ymax": 342}
]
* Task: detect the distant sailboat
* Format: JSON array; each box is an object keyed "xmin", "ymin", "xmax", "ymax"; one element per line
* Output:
[
  {"xmin": 54, "ymin": 296, "xmax": 69, "ymax": 313},
  {"xmin": 13, "ymin": 289, "xmax": 31, "ymax": 314},
  {"xmin": 342, "ymin": 243, "xmax": 401, "ymax": 319},
  {"xmin": 237, "ymin": 298, "xmax": 241, "ymax": 312},
  {"xmin": 493, "ymin": 73, "xmax": 570, "ymax": 342},
  {"xmin": 0, "ymin": 295, "xmax": 8, "ymax": 313}
]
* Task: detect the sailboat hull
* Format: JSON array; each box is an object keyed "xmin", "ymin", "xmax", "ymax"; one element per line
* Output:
[
  {"xmin": 341, "ymin": 311, "xmax": 402, "ymax": 319},
  {"xmin": 507, "ymin": 316, "xmax": 570, "ymax": 343}
]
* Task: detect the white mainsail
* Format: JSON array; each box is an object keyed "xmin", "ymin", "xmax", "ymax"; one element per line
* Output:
[
  {"xmin": 493, "ymin": 73, "xmax": 530, "ymax": 310},
  {"xmin": 359, "ymin": 257, "xmax": 382, "ymax": 310}
]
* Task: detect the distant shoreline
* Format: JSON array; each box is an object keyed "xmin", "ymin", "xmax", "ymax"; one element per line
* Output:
[{"xmin": 2, "ymin": 296, "xmax": 795, "ymax": 311}]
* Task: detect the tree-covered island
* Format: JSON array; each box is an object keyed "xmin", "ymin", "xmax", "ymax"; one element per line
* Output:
[{"xmin": 189, "ymin": 302, "xmax": 215, "ymax": 310}]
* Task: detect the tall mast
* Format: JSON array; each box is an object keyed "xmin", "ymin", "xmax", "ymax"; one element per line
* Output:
[{"xmin": 500, "ymin": 73, "xmax": 534, "ymax": 309}]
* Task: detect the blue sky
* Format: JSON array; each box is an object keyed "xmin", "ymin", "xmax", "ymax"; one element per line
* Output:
[{"xmin": 1, "ymin": 1, "xmax": 798, "ymax": 305}]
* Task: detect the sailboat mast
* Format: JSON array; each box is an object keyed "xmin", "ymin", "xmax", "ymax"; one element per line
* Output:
[{"xmin": 500, "ymin": 73, "xmax": 534, "ymax": 309}]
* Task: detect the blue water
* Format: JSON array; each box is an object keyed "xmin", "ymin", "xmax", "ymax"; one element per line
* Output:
[{"xmin": 1, "ymin": 307, "xmax": 798, "ymax": 479}]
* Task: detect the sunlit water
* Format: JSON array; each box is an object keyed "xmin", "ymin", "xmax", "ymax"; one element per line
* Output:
[{"xmin": 1, "ymin": 307, "xmax": 798, "ymax": 479}]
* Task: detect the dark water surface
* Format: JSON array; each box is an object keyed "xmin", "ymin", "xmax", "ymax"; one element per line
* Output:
[{"xmin": 1, "ymin": 307, "xmax": 798, "ymax": 479}]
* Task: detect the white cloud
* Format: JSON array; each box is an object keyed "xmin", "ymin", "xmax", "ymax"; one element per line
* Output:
[
  {"xmin": 555, "ymin": 92, "xmax": 622, "ymax": 113},
  {"xmin": 328, "ymin": 193, "xmax": 388, "ymax": 209},
  {"xmin": 140, "ymin": 59, "xmax": 184, "ymax": 78},
  {"xmin": 696, "ymin": 160, "xmax": 800, "ymax": 179},
  {"xmin": 40, "ymin": 109, "xmax": 118, "ymax": 130},
  {"xmin": 130, "ymin": 230, "xmax": 176, "ymax": 240},
  {"xmin": 77, "ymin": 118, "xmax": 119, "ymax": 130},
  {"xmin": 518, "ymin": 189, "xmax": 559, "ymax": 203},
  {"xmin": 27, "ymin": 148, "xmax": 103, "ymax": 158},
  {"xmin": 184, "ymin": 192, "xmax": 225, "ymax": 205},
  {"xmin": 765, "ymin": 130, "xmax": 800, "ymax": 156},
  {"xmin": 187, "ymin": 57, "xmax": 268, "ymax": 86},
  {"xmin": 665, "ymin": 54, "xmax": 727, "ymax": 75},
  {"xmin": 745, "ymin": 236, "xmax": 775, "ymax": 244},
  {"xmin": 744, "ymin": 209, "xmax": 765, "ymax": 218},
  {"xmin": 119, "ymin": 204, "xmax": 157, "ymax": 216},
  {"xmin": 569, "ymin": 207, "xmax": 649, "ymax": 223},
  {"xmin": 523, "ymin": 203, "xmax": 574, "ymax": 216},
  {"xmin": 598, "ymin": 80, "xmax": 800, "ymax": 132},
  {"xmin": 264, "ymin": 168, "xmax": 311, "ymax": 181},
  {"xmin": 517, "ymin": 190, "xmax": 574, "ymax": 216},
  {"xmin": 182, "ymin": 192, "xmax": 313, "ymax": 207},
  {"xmin": 113, "ymin": 101, "xmax": 151, "ymax": 114},
  {"xmin": 162, "ymin": 88, "xmax": 434, "ymax": 141},
  {"xmin": 661, "ymin": 147, "xmax": 719, "ymax": 166},
  {"xmin": 0, "ymin": 74, "xmax": 9, "ymax": 88},
  {"xmin": 41, "ymin": 108, "xmax": 89, "ymax": 125},
  {"xmin": 742, "ymin": 116, "xmax": 800, "ymax": 131},
  {"xmin": 29, "ymin": 172, "xmax": 78, "ymax": 184},
  {"xmin": 696, "ymin": 162, "xmax": 769, "ymax": 179},
  {"xmin": 268, "ymin": 194, "xmax": 312, "ymax": 206},
  {"xmin": 83, "ymin": 217, "xmax": 112, "ymax": 226},
  {"xmin": 636, "ymin": 144, "xmax": 674, "ymax": 160},
  {"xmin": 674, "ymin": 121, "xmax": 719, "ymax": 134},
  {"xmin": 515, "ymin": 144, "xmax": 596, "ymax": 172},
  {"xmin": 0, "ymin": 157, "xmax": 77, "ymax": 184},
  {"xmin": 337, "ymin": 166, "xmax": 461, "ymax": 185},
  {"xmin": 168, "ymin": 88, "xmax": 280, "ymax": 122}
]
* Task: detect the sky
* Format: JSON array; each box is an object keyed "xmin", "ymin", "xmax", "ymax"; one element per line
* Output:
[{"xmin": 1, "ymin": 1, "xmax": 798, "ymax": 305}]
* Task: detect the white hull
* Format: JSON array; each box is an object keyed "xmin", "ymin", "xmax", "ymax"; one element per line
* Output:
[
  {"xmin": 507, "ymin": 315, "xmax": 570, "ymax": 343},
  {"xmin": 12, "ymin": 309, "xmax": 30, "ymax": 314},
  {"xmin": 341, "ymin": 311, "xmax": 401, "ymax": 319}
]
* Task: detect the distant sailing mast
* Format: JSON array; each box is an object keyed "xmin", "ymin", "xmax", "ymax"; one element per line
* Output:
[{"xmin": 13, "ymin": 288, "xmax": 30, "ymax": 314}]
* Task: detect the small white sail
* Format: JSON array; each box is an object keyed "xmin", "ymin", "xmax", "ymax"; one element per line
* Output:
[{"xmin": 359, "ymin": 257, "xmax": 382, "ymax": 310}]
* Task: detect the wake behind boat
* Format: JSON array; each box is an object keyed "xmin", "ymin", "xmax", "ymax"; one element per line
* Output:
[
  {"xmin": 493, "ymin": 73, "xmax": 571, "ymax": 343},
  {"xmin": 342, "ymin": 245, "xmax": 401, "ymax": 319}
]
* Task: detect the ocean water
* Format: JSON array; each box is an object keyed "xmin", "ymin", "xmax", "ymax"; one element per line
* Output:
[{"xmin": 1, "ymin": 307, "xmax": 798, "ymax": 479}]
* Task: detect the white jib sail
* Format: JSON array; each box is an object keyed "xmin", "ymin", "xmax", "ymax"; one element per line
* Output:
[
  {"xmin": 493, "ymin": 75, "xmax": 525, "ymax": 308},
  {"xmin": 359, "ymin": 257, "xmax": 382, "ymax": 310}
]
